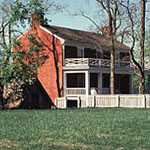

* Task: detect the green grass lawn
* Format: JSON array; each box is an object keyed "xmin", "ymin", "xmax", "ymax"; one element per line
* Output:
[{"xmin": 0, "ymin": 108, "xmax": 150, "ymax": 150}]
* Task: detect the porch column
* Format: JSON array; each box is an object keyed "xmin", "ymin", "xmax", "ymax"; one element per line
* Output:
[
  {"xmin": 62, "ymin": 44, "xmax": 65, "ymax": 65},
  {"xmin": 98, "ymin": 73, "xmax": 102, "ymax": 94},
  {"xmin": 63, "ymin": 72, "xmax": 67, "ymax": 96},
  {"xmin": 148, "ymin": 75, "xmax": 150, "ymax": 94},
  {"xmin": 129, "ymin": 74, "xmax": 134, "ymax": 94},
  {"xmin": 85, "ymin": 71, "xmax": 90, "ymax": 96}
]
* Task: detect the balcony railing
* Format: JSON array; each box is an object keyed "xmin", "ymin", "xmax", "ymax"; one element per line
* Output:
[{"xmin": 64, "ymin": 58, "xmax": 131, "ymax": 68}]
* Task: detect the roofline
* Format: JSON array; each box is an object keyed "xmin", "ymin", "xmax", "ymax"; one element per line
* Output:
[
  {"xmin": 17, "ymin": 28, "xmax": 31, "ymax": 40},
  {"xmin": 40, "ymin": 25, "xmax": 65, "ymax": 44},
  {"xmin": 48, "ymin": 25, "xmax": 130, "ymax": 50}
]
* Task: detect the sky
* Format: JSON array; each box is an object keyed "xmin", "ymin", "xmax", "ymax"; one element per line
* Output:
[
  {"xmin": 47, "ymin": 0, "xmax": 99, "ymax": 31},
  {"xmin": 0, "ymin": 0, "xmax": 142, "ymax": 32},
  {"xmin": 0, "ymin": 0, "xmax": 99, "ymax": 31}
]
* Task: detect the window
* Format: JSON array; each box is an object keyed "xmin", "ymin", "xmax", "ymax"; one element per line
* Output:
[
  {"xmin": 65, "ymin": 46, "xmax": 77, "ymax": 58},
  {"xmin": 102, "ymin": 73, "xmax": 110, "ymax": 88},
  {"xmin": 90, "ymin": 73, "xmax": 98, "ymax": 88},
  {"xmin": 96, "ymin": 51, "xmax": 102, "ymax": 58},
  {"xmin": 120, "ymin": 52, "xmax": 130, "ymax": 61},
  {"xmin": 84, "ymin": 48, "xmax": 96, "ymax": 58},
  {"xmin": 103, "ymin": 51, "xmax": 110, "ymax": 59},
  {"xmin": 67, "ymin": 73, "xmax": 85, "ymax": 88}
]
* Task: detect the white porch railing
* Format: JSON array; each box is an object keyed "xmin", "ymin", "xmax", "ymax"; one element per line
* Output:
[
  {"xmin": 65, "ymin": 58, "xmax": 131, "ymax": 68},
  {"xmin": 55, "ymin": 94, "xmax": 150, "ymax": 108},
  {"xmin": 65, "ymin": 88, "xmax": 86, "ymax": 95},
  {"xmin": 65, "ymin": 88, "xmax": 101, "ymax": 96}
]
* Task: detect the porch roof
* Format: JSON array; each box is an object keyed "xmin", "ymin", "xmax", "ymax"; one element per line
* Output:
[{"xmin": 42, "ymin": 25, "xmax": 130, "ymax": 52}]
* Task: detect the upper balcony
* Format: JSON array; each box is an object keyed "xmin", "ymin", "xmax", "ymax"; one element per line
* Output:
[{"xmin": 63, "ymin": 45, "xmax": 131, "ymax": 69}]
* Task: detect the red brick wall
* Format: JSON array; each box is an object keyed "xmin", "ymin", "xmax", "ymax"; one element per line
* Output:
[{"xmin": 18, "ymin": 25, "xmax": 63, "ymax": 103}]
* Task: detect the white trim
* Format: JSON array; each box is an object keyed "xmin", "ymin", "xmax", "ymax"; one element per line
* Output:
[
  {"xmin": 62, "ymin": 44, "xmax": 65, "ymax": 66},
  {"xmin": 64, "ymin": 71, "xmax": 88, "ymax": 97},
  {"xmin": 85, "ymin": 71, "xmax": 90, "ymax": 96},
  {"xmin": 40, "ymin": 25, "xmax": 65, "ymax": 44},
  {"xmin": 63, "ymin": 72, "xmax": 67, "ymax": 96},
  {"xmin": 77, "ymin": 47, "xmax": 84, "ymax": 58},
  {"xmin": 64, "ymin": 70, "xmax": 87, "ymax": 74}
]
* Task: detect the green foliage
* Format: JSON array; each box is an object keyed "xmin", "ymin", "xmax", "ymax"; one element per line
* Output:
[
  {"xmin": 0, "ymin": 0, "xmax": 50, "ymax": 106},
  {"xmin": 133, "ymin": 75, "xmax": 149, "ymax": 90},
  {"xmin": 0, "ymin": 108, "xmax": 150, "ymax": 149},
  {"xmin": 4, "ymin": 0, "xmax": 51, "ymax": 27},
  {"xmin": 0, "ymin": 36, "xmax": 47, "ymax": 84}
]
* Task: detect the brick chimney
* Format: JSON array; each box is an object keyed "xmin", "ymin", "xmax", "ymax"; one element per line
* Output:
[
  {"xmin": 101, "ymin": 26, "xmax": 110, "ymax": 35},
  {"xmin": 31, "ymin": 13, "xmax": 44, "ymax": 27}
]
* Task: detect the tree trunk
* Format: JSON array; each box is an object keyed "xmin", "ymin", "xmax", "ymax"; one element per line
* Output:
[
  {"xmin": 110, "ymin": 36, "xmax": 115, "ymax": 94},
  {"xmin": 8, "ymin": 24, "xmax": 11, "ymax": 46},
  {"xmin": 52, "ymin": 36, "xmax": 61, "ymax": 97},
  {"xmin": 2, "ymin": 20, "xmax": 6, "ymax": 46},
  {"xmin": 106, "ymin": 0, "xmax": 115, "ymax": 94},
  {"xmin": 0, "ymin": 87, "xmax": 5, "ymax": 110},
  {"xmin": 139, "ymin": 0, "xmax": 146, "ymax": 94}
]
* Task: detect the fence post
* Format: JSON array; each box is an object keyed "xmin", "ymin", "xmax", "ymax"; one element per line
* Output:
[
  {"xmin": 86, "ymin": 96, "xmax": 89, "ymax": 107},
  {"xmin": 116, "ymin": 95, "xmax": 120, "ymax": 108},
  {"xmin": 54, "ymin": 98, "xmax": 57, "ymax": 107},
  {"xmin": 95, "ymin": 96, "xmax": 97, "ymax": 107},
  {"xmin": 79, "ymin": 96, "xmax": 81, "ymax": 108},
  {"xmin": 144, "ymin": 95, "xmax": 146, "ymax": 108},
  {"xmin": 93, "ymin": 96, "xmax": 96, "ymax": 107},
  {"xmin": 91, "ymin": 95, "xmax": 95, "ymax": 107},
  {"xmin": 77, "ymin": 96, "xmax": 80, "ymax": 108},
  {"xmin": 64, "ymin": 97, "xmax": 67, "ymax": 108}
]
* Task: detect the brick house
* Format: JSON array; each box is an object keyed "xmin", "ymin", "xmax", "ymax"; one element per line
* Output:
[{"xmin": 18, "ymin": 14, "xmax": 146, "ymax": 108}]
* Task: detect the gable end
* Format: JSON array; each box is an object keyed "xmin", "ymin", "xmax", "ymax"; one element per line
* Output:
[{"xmin": 40, "ymin": 25, "xmax": 65, "ymax": 44}]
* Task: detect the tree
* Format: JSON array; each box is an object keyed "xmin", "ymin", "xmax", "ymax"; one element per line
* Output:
[
  {"xmin": 96, "ymin": 0, "xmax": 121, "ymax": 94},
  {"xmin": 0, "ymin": 0, "xmax": 58, "ymax": 109},
  {"xmin": 74, "ymin": 0, "xmax": 128, "ymax": 94},
  {"xmin": 84, "ymin": 0, "xmax": 147, "ymax": 94},
  {"xmin": 139, "ymin": 0, "xmax": 146, "ymax": 94},
  {"xmin": 120, "ymin": 0, "xmax": 146, "ymax": 94}
]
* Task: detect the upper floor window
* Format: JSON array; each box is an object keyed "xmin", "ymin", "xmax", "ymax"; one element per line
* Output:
[
  {"xmin": 84, "ymin": 48, "xmax": 96, "ymax": 58},
  {"xmin": 65, "ymin": 45, "xmax": 102, "ymax": 59},
  {"xmin": 120, "ymin": 52, "xmax": 130, "ymax": 61},
  {"xmin": 103, "ymin": 51, "xmax": 110, "ymax": 60},
  {"xmin": 96, "ymin": 51, "xmax": 102, "ymax": 59},
  {"xmin": 65, "ymin": 46, "xmax": 77, "ymax": 58}
]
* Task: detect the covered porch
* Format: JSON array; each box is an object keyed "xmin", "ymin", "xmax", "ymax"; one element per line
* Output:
[{"xmin": 63, "ymin": 71, "xmax": 133, "ymax": 96}]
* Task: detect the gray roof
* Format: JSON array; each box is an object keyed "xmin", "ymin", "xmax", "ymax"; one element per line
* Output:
[{"xmin": 42, "ymin": 25, "xmax": 130, "ymax": 51}]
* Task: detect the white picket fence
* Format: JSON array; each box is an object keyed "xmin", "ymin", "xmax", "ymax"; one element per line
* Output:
[
  {"xmin": 54, "ymin": 97, "xmax": 67, "ymax": 109},
  {"xmin": 55, "ymin": 94, "xmax": 150, "ymax": 108}
]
